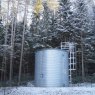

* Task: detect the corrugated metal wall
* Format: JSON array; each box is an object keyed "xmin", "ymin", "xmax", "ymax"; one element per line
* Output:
[{"xmin": 35, "ymin": 49, "xmax": 69, "ymax": 87}]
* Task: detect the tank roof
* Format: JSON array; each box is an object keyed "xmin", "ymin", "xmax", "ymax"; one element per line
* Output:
[{"xmin": 36, "ymin": 48, "xmax": 68, "ymax": 52}]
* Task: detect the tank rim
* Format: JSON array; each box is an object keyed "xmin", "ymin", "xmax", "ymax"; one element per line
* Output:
[{"xmin": 35, "ymin": 48, "xmax": 68, "ymax": 53}]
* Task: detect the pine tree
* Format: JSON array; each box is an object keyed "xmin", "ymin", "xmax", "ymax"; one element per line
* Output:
[
  {"xmin": 84, "ymin": 6, "xmax": 95, "ymax": 75},
  {"xmin": 30, "ymin": 2, "xmax": 57, "ymax": 49},
  {"xmin": 57, "ymin": 0, "xmax": 92, "ymax": 79},
  {"xmin": 56, "ymin": 0, "xmax": 75, "ymax": 42},
  {"xmin": 72, "ymin": 0, "xmax": 92, "ymax": 78}
]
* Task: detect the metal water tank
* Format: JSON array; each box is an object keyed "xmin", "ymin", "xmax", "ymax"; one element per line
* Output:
[{"xmin": 35, "ymin": 49, "xmax": 69, "ymax": 87}]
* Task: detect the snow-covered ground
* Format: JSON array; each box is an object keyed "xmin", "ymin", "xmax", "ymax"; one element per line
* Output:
[
  {"xmin": 0, "ymin": 84, "xmax": 95, "ymax": 95},
  {"xmin": 0, "ymin": 83, "xmax": 95, "ymax": 95}
]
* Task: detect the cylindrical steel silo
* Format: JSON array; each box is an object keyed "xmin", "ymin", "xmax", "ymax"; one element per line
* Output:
[{"xmin": 35, "ymin": 49, "xmax": 69, "ymax": 87}]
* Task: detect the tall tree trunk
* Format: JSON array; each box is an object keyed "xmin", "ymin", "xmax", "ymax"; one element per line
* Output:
[
  {"xmin": 18, "ymin": 0, "xmax": 28, "ymax": 85},
  {"xmin": 9, "ymin": 0, "xmax": 15, "ymax": 85},
  {"xmin": 81, "ymin": 31, "xmax": 85, "ymax": 82},
  {"xmin": 9, "ymin": 0, "xmax": 19, "ymax": 86},
  {"xmin": 1, "ymin": 0, "xmax": 9, "ymax": 82}
]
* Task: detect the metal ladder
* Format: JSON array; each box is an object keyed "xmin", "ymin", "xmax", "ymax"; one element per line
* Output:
[{"xmin": 60, "ymin": 42, "xmax": 76, "ymax": 83}]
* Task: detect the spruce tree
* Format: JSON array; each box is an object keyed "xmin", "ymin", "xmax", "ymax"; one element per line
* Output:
[{"xmin": 57, "ymin": 0, "xmax": 75, "ymax": 42}]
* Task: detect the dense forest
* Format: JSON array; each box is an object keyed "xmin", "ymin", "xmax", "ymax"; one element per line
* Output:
[{"xmin": 0, "ymin": 0, "xmax": 95, "ymax": 86}]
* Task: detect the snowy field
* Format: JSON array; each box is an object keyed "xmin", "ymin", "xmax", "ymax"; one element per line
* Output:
[
  {"xmin": 0, "ymin": 83, "xmax": 95, "ymax": 95},
  {"xmin": 0, "ymin": 85, "xmax": 95, "ymax": 95}
]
